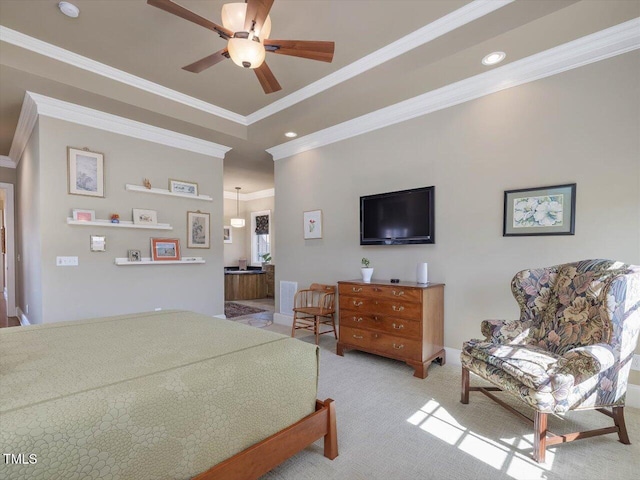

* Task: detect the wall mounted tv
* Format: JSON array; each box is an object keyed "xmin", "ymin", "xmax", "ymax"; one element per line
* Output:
[{"xmin": 360, "ymin": 186, "xmax": 435, "ymax": 245}]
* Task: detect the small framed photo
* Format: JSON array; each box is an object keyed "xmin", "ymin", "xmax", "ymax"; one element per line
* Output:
[
  {"xmin": 72, "ymin": 209, "xmax": 95, "ymax": 221},
  {"xmin": 223, "ymin": 226, "xmax": 232, "ymax": 244},
  {"xmin": 68, "ymin": 147, "xmax": 104, "ymax": 197},
  {"xmin": 90, "ymin": 235, "xmax": 106, "ymax": 252},
  {"xmin": 503, "ymin": 183, "xmax": 576, "ymax": 236},
  {"xmin": 151, "ymin": 238, "xmax": 181, "ymax": 261},
  {"xmin": 128, "ymin": 249, "xmax": 142, "ymax": 262},
  {"xmin": 303, "ymin": 210, "xmax": 323, "ymax": 239},
  {"xmin": 132, "ymin": 208, "xmax": 158, "ymax": 225},
  {"xmin": 169, "ymin": 179, "xmax": 198, "ymax": 196},
  {"xmin": 187, "ymin": 211, "xmax": 210, "ymax": 248}
]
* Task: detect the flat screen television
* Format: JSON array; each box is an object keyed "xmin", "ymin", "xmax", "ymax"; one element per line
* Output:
[{"xmin": 360, "ymin": 186, "xmax": 435, "ymax": 245}]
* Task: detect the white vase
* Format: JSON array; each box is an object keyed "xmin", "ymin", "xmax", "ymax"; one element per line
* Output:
[
  {"xmin": 416, "ymin": 262, "xmax": 428, "ymax": 284},
  {"xmin": 361, "ymin": 267, "xmax": 374, "ymax": 283}
]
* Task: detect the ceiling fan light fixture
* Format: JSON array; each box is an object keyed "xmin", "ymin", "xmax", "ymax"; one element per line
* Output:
[
  {"xmin": 222, "ymin": 3, "xmax": 271, "ymax": 39},
  {"xmin": 228, "ymin": 37, "xmax": 266, "ymax": 69}
]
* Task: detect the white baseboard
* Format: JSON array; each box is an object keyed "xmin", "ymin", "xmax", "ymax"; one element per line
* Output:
[
  {"xmin": 445, "ymin": 347, "xmax": 462, "ymax": 366},
  {"xmin": 213, "ymin": 313, "xmax": 226, "ymax": 319},
  {"xmin": 273, "ymin": 312, "xmax": 292, "ymax": 326},
  {"xmin": 16, "ymin": 306, "xmax": 30, "ymax": 326}
]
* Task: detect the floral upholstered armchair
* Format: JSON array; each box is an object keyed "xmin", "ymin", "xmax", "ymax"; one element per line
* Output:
[{"xmin": 461, "ymin": 259, "xmax": 640, "ymax": 462}]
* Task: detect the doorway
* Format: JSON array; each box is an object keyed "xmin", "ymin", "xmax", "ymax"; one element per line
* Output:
[{"xmin": 0, "ymin": 182, "xmax": 16, "ymax": 320}]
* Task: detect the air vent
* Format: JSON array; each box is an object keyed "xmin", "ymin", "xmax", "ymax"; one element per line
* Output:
[{"xmin": 279, "ymin": 281, "xmax": 298, "ymax": 315}]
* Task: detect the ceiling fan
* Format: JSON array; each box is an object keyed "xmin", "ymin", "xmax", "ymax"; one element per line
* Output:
[{"xmin": 147, "ymin": 0, "xmax": 335, "ymax": 94}]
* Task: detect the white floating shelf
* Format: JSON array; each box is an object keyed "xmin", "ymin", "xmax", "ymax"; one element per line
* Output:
[
  {"xmin": 67, "ymin": 218, "xmax": 173, "ymax": 230},
  {"xmin": 115, "ymin": 257, "xmax": 205, "ymax": 266},
  {"xmin": 125, "ymin": 184, "xmax": 213, "ymax": 201}
]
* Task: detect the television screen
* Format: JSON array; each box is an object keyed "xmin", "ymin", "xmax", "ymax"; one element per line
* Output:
[{"xmin": 360, "ymin": 186, "xmax": 434, "ymax": 245}]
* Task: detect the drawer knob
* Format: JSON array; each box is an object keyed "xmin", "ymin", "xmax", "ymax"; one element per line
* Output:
[
  {"xmin": 392, "ymin": 305, "xmax": 405, "ymax": 312},
  {"xmin": 352, "ymin": 287, "xmax": 362, "ymax": 292},
  {"xmin": 392, "ymin": 290, "xmax": 405, "ymax": 297},
  {"xmin": 353, "ymin": 317, "xmax": 363, "ymax": 322},
  {"xmin": 353, "ymin": 334, "xmax": 364, "ymax": 339},
  {"xmin": 353, "ymin": 301, "xmax": 363, "ymax": 307},
  {"xmin": 373, "ymin": 316, "xmax": 380, "ymax": 322},
  {"xmin": 392, "ymin": 323, "xmax": 404, "ymax": 330},
  {"xmin": 393, "ymin": 343, "xmax": 405, "ymax": 350}
]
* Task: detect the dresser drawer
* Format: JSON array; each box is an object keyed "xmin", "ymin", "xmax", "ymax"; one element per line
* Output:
[
  {"xmin": 340, "ymin": 309, "xmax": 421, "ymax": 339},
  {"xmin": 339, "ymin": 283, "xmax": 421, "ymax": 303},
  {"xmin": 339, "ymin": 326, "xmax": 421, "ymax": 361},
  {"xmin": 340, "ymin": 295, "xmax": 422, "ymax": 320}
]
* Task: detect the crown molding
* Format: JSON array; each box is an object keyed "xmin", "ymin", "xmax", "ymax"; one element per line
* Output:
[
  {"xmin": 0, "ymin": 156, "xmax": 16, "ymax": 168},
  {"xmin": 267, "ymin": 18, "xmax": 640, "ymax": 161},
  {"xmin": 223, "ymin": 188, "xmax": 275, "ymax": 201},
  {"xmin": 245, "ymin": 0, "xmax": 513, "ymax": 124},
  {"xmin": 9, "ymin": 92, "xmax": 232, "ymax": 164},
  {"xmin": 0, "ymin": 26, "xmax": 246, "ymax": 126}
]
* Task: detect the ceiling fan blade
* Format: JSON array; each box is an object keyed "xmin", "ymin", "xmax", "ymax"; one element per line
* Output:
[
  {"xmin": 182, "ymin": 48, "xmax": 229, "ymax": 73},
  {"xmin": 254, "ymin": 62, "xmax": 282, "ymax": 94},
  {"xmin": 147, "ymin": 0, "xmax": 233, "ymax": 39},
  {"xmin": 264, "ymin": 40, "xmax": 335, "ymax": 63},
  {"xmin": 244, "ymin": 0, "xmax": 275, "ymax": 35}
]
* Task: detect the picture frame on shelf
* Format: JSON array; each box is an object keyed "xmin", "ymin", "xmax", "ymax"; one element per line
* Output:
[
  {"xmin": 72, "ymin": 209, "xmax": 95, "ymax": 221},
  {"xmin": 90, "ymin": 235, "xmax": 106, "ymax": 252},
  {"xmin": 303, "ymin": 210, "xmax": 323, "ymax": 239},
  {"xmin": 128, "ymin": 249, "xmax": 142, "ymax": 262},
  {"xmin": 151, "ymin": 238, "xmax": 180, "ymax": 261},
  {"xmin": 223, "ymin": 226, "xmax": 232, "ymax": 244},
  {"xmin": 68, "ymin": 147, "xmax": 104, "ymax": 197},
  {"xmin": 132, "ymin": 208, "xmax": 158, "ymax": 225},
  {"xmin": 187, "ymin": 211, "xmax": 210, "ymax": 249},
  {"xmin": 169, "ymin": 179, "xmax": 198, "ymax": 196},
  {"xmin": 503, "ymin": 183, "xmax": 576, "ymax": 236}
]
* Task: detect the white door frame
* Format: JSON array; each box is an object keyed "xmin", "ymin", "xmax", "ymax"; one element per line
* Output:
[{"xmin": 0, "ymin": 183, "xmax": 16, "ymax": 317}]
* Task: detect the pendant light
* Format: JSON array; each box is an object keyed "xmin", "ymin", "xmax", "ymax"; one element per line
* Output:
[{"xmin": 230, "ymin": 187, "xmax": 245, "ymax": 228}]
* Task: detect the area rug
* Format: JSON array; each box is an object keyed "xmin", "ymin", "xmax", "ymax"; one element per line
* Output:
[{"xmin": 224, "ymin": 302, "xmax": 267, "ymax": 319}]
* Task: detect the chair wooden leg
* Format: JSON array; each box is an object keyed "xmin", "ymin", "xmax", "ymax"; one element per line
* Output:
[
  {"xmin": 331, "ymin": 314, "xmax": 338, "ymax": 339},
  {"xmin": 461, "ymin": 366, "xmax": 469, "ymax": 404},
  {"xmin": 291, "ymin": 314, "xmax": 297, "ymax": 338},
  {"xmin": 533, "ymin": 411, "xmax": 547, "ymax": 463},
  {"xmin": 315, "ymin": 317, "xmax": 320, "ymax": 345},
  {"xmin": 612, "ymin": 406, "xmax": 631, "ymax": 444}
]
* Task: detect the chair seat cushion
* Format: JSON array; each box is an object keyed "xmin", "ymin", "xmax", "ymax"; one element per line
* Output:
[{"xmin": 463, "ymin": 340, "xmax": 564, "ymax": 390}]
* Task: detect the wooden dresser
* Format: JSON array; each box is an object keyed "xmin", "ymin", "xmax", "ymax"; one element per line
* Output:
[
  {"xmin": 263, "ymin": 264, "xmax": 275, "ymax": 298},
  {"xmin": 337, "ymin": 280, "xmax": 445, "ymax": 378}
]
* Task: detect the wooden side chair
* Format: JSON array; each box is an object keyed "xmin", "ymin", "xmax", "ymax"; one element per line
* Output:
[{"xmin": 291, "ymin": 284, "xmax": 337, "ymax": 345}]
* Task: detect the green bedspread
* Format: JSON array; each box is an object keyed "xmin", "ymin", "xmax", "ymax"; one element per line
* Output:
[{"xmin": 0, "ymin": 310, "xmax": 319, "ymax": 479}]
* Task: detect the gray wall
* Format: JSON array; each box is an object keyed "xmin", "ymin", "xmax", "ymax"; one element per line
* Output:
[
  {"xmin": 274, "ymin": 53, "xmax": 640, "ymax": 360},
  {"xmin": 0, "ymin": 166, "xmax": 17, "ymax": 184},
  {"xmin": 16, "ymin": 119, "xmax": 42, "ymax": 323},
  {"xmin": 23, "ymin": 116, "xmax": 225, "ymax": 323}
]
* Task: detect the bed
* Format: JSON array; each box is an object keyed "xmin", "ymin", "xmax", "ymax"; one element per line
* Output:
[{"xmin": 0, "ymin": 310, "xmax": 337, "ymax": 479}]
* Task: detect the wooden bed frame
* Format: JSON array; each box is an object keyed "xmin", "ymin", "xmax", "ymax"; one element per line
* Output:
[{"xmin": 194, "ymin": 398, "xmax": 338, "ymax": 480}]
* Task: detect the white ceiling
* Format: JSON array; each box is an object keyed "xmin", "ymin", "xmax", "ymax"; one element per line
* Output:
[{"xmin": 0, "ymin": 0, "xmax": 638, "ymax": 192}]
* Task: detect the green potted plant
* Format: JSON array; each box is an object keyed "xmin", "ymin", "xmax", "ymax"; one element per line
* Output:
[
  {"xmin": 261, "ymin": 253, "xmax": 272, "ymax": 265},
  {"xmin": 361, "ymin": 257, "xmax": 374, "ymax": 283}
]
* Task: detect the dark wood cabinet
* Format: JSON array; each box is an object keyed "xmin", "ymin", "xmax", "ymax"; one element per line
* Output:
[{"xmin": 337, "ymin": 280, "xmax": 445, "ymax": 378}]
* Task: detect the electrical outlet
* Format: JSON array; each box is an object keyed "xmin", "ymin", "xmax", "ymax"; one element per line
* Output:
[
  {"xmin": 632, "ymin": 354, "xmax": 640, "ymax": 371},
  {"xmin": 155, "ymin": 308, "xmax": 162, "ymax": 311},
  {"xmin": 56, "ymin": 256, "xmax": 78, "ymax": 266}
]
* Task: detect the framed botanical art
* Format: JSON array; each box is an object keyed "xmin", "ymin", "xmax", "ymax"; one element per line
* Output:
[
  {"xmin": 503, "ymin": 183, "xmax": 576, "ymax": 236},
  {"xmin": 169, "ymin": 179, "xmax": 198, "ymax": 196},
  {"xmin": 223, "ymin": 226, "xmax": 232, "ymax": 244},
  {"xmin": 187, "ymin": 211, "xmax": 210, "ymax": 248},
  {"xmin": 303, "ymin": 210, "xmax": 323, "ymax": 239},
  {"xmin": 68, "ymin": 147, "xmax": 104, "ymax": 197},
  {"xmin": 151, "ymin": 238, "xmax": 181, "ymax": 261},
  {"xmin": 132, "ymin": 208, "xmax": 158, "ymax": 225}
]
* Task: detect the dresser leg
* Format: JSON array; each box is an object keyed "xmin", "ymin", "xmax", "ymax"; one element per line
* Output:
[
  {"xmin": 336, "ymin": 343, "xmax": 344, "ymax": 356},
  {"xmin": 408, "ymin": 361, "xmax": 428, "ymax": 379}
]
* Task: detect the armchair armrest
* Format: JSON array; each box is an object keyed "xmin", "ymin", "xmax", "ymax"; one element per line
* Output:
[
  {"xmin": 481, "ymin": 319, "xmax": 532, "ymax": 344},
  {"xmin": 561, "ymin": 344, "xmax": 616, "ymax": 372}
]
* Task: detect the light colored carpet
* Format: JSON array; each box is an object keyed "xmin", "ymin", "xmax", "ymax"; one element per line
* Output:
[{"xmin": 261, "ymin": 325, "xmax": 640, "ymax": 480}]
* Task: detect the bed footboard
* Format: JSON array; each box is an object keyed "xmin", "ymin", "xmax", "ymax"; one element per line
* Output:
[{"xmin": 194, "ymin": 398, "xmax": 338, "ymax": 480}]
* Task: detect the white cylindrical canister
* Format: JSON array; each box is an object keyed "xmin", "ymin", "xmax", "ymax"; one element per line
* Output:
[{"xmin": 416, "ymin": 263, "xmax": 428, "ymax": 284}]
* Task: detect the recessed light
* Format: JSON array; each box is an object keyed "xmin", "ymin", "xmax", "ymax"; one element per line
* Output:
[
  {"xmin": 58, "ymin": 2, "xmax": 80, "ymax": 18},
  {"xmin": 285, "ymin": 132, "xmax": 297, "ymax": 138},
  {"xmin": 482, "ymin": 51, "xmax": 506, "ymax": 66}
]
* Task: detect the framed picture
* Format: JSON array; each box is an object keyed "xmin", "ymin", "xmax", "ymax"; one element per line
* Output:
[
  {"xmin": 128, "ymin": 249, "xmax": 142, "ymax": 262},
  {"xmin": 503, "ymin": 183, "xmax": 576, "ymax": 236},
  {"xmin": 223, "ymin": 226, "xmax": 232, "ymax": 244},
  {"xmin": 303, "ymin": 210, "xmax": 323, "ymax": 239},
  {"xmin": 132, "ymin": 208, "xmax": 158, "ymax": 225},
  {"xmin": 72, "ymin": 209, "xmax": 95, "ymax": 221},
  {"xmin": 169, "ymin": 179, "xmax": 198, "ymax": 196},
  {"xmin": 151, "ymin": 238, "xmax": 180, "ymax": 261},
  {"xmin": 68, "ymin": 147, "xmax": 104, "ymax": 197},
  {"xmin": 187, "ymin": 211, "xmax": 210, "ymax": 248},
  {"xmin": 90, "ymin": 235, "xmax": 106, "ymax": 252}
]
